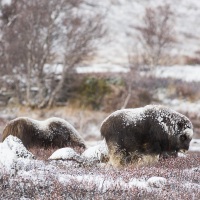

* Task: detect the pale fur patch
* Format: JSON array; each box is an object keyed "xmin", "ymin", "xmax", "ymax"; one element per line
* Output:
[
  {"xmin": 108, "ymin": 144, "xmax": 159, "ymax": 168},
  {"xmin": 183, "ymin": 128, "xmax": 193, "ymax": 139},
  {"xmin": 108, "ymin": 144, "xmax": 125, "ymax": 167}
]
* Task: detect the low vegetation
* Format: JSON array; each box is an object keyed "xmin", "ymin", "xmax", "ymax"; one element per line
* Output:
[{"xmin": 0, "ymin": 150, "xmax": 200, "ymax": 200}]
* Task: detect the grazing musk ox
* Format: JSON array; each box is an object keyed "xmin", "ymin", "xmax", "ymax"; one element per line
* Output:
[
  {"xmin": 101, "ymin": 105, "xmax": 193, "ymax": 167},
  {"xmin": 2, "ymin": 117, "xmax": 86, "ymax": 149}
]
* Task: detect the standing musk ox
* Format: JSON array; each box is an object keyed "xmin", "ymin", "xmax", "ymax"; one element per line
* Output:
[
  {"xmin": 2, "ymin": 117, "xmax": 86, "ymax": 149},
  {"xmin": 101, "ymin": 105, "xmax": 193, "ymax": 167}
]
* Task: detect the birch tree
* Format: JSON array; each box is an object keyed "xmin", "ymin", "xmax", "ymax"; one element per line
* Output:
[
  {"xmin": 0, "ymin": 0, "xmax": 105, "ymax": 107},
  {"xmin": 136, "ymin": 4, "xmax": 175, "ymax": 67}
]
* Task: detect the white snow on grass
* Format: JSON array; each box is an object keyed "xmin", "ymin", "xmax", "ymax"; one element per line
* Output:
[
  {"xmin": 59, "ymin": 174, "xmax": 154, "ymax": 192},
  {"xmin": 46, "ymin": 63, "xmax": 200, "ymax": 84},
  {"xmin": 178, "ymin": 152, "xmax": 187, "ymax": 158},
  {"xmin": 162, "ymin": 99, "xmax": 200, "ymax": 114},
  {"xmin": 8, "ymin": 157, "xmax": 153, "ymax": 192},
  {"xmin": 76, "ymin": 63, "xmax": 129, "ymax": 73},
  {"xmin": 129, "ymin": 178, "xmax": 148, "ymax": 189},
  {"xmin": 147, "ymin": 177, "xmax": 167, "ymax": 188},
  {"xmin": 1, "ymin": 0, "xmax": 12, "ymax": 6},
  {"xmin": 44, "ymin": 63, "xmax": 129, "ymax": 74},
  {"xmin": 152, "ymin": 65, "xmax": 200, "ymax": 82},
  {"xmin": 183, "ymin": 182, "xmax": 200, "ymax": 190},
  {"xmin": 44, "ymin": 63, "xmax": 63, "ymax": 75},
  {"xmin": 0, "ymin": 136, "xmax": 199, "ymax": 198},
  {"xmin": 189, "ymin": 139, "xmax": 200, "ymax": 152}
]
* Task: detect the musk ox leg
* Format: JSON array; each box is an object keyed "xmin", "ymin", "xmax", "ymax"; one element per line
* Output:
[
  {"xmin": 124, "ymin": 151, "xmax": 143, "ymax": 166},
  {"xmin": 109, "ymin": 148, "xmax": 159, "ymax": 167},
  {"xmin": 107, "ymin": 142, "xmax": 127, "ymax": 167},
  {"xmin": 108, "ymin": 149, "xmax": 140, "ymax": 167},
  {"xmin": 107, "ymin": 143, "xmax": 150, "ymax": 167}
]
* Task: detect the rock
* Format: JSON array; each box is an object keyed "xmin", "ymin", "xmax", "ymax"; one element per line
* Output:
[
  {"xmin": 0, "ymin": 135, "xmax": 35, "ymax": 173},
  {"xmin": 48, "ymin": 147, "xmax": 84, "ymax": 163},
  {"xmin": 3, "ymin": 135, "xmax": 35, "ymax": 159}
]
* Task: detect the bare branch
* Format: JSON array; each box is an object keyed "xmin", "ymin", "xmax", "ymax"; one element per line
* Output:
[
  {"xmin": 136, "ymin": 4, "xmax": 176, "ymax": 67},
  {"xmin": 0, "ymin": 0, "xmax": 106, "ymax": 108}
]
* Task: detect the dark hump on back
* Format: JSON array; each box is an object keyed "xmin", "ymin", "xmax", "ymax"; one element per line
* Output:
[
  {"xmin": 48, "ymin": 121, "xmax": 70, "ymax": 147},
  {"xmin": 48, "ymin": 121, "xmax": 69, "ymax": 138}
]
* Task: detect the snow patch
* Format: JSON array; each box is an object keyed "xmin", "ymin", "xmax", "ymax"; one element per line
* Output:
[
  {"xmin": 129, "ymin": 178, "xmax": 148, "ymax": 189},
  {"xmin": 76, "ymin": 63, "xmax": 129, "ymax": 73},
  {"xmin": 189, "ymin": 139, "xmax": 200, "ymax": 152},
  {"xmin": 1, "ymin": 0, "xmax": 12, "ymax": 6},
  {"xmin": 178, "ymin": 152, "xmax": 187, "ymax": 158},
  {"xmin": 147, "ymin": 177, "xmax": 167, "ymax": 188},
  {"xmin": 153, "ymin": 65, "xmax": 200, "ymax": 82}
]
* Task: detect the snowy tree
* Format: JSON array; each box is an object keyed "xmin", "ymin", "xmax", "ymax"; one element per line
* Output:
[
  {"xmin": 136, "ymin": 4, "xmax": 176, "ymax": 67},
  {"xmin": 0, "ymin": 0, "xmax": 105, "ymax": 107}
]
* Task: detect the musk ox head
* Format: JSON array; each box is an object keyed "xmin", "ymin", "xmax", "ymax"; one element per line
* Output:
[
  {"xmin": 176, "ymin": 127, "xmax": 193, "ymax": 152},
  {"xmin": 145, "ymin": 105, "xmax": 193, "ymax": 153},
  {"xmin": 167, "ymin": 111, "xmax": 193, "ymax": 153}
]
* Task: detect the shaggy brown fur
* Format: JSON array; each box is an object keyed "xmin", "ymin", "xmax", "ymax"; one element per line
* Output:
[
  {"xmin": 101, "ymin": 105, "xmax": 193, "ymax": 167},
  {"xmin": 2, "ymin": 117, "xmax": 86, "ymax": 149}
]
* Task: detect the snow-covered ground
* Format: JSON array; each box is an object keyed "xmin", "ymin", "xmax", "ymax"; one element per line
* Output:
[
  {"xmin": 1, "ymin": 1, "xmax": 200, "ymax": 197},
  {"xmin": 76, "ymin": 63, "xmax": 129, "ymax": 73},
  {"xmin": 0, "ymin": 135, "xmax": 200, "ymax": 199},
  {"xmin": 150, "ymin": 65, "xmax": 200, "ymax": 115},
  {"xmin": 189, "ymin": 139, "xmax": 200, "ymax": 152},
  {"xmin": 86, "ymin": 0, "xmax": 200, "ymax": 65},
  {"xmin": 152, "ymin": 65, "xmax": 200, "ymax": 82},
  {"xmin": 39, "ymin": 0, "xmax": 200, "ymax": 67}
]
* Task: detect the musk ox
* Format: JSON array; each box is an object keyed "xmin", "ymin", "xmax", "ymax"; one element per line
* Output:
[
  {"xmin": 2, "ymin": 117, "xmax": 86, "ymax": 149},
  {"xmin": 101, "ymin": 105, "xmax": 193, "ymax": 167}
]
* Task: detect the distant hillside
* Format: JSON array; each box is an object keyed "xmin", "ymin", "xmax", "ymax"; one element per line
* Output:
[{"xmin": 90, "ymin": 0, "xmax": 200, "ymax": 65}]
